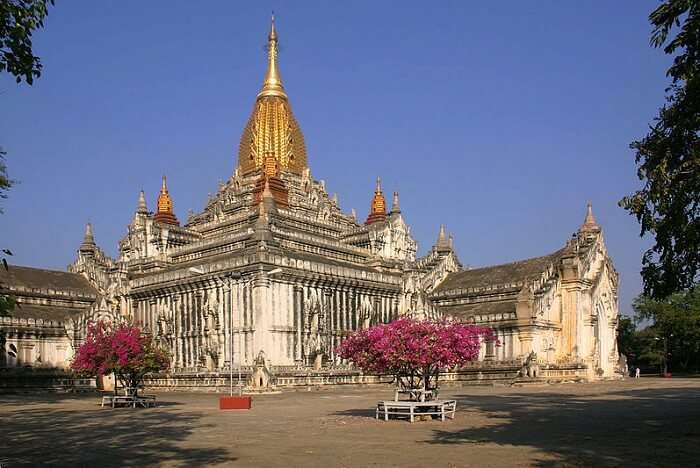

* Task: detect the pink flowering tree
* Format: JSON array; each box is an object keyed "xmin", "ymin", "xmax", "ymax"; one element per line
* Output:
[
  {"xmin": 336, "ymin": 319, "xmax": 495, "ymax": 396},
  {"xmin": 72, "ymin": 321, "xmax": 169, "ymax": 396}
]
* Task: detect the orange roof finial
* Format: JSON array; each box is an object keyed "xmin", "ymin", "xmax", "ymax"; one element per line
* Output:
[
  {"xmin": 365, "ymin": 177, "xmax": 387, "ymax": 225},
  {"xmin": 154, "ymin": 176, "xmax": 180, "ymax": 226}
]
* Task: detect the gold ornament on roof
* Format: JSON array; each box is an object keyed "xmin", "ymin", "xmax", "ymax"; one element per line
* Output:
[
  {"xmin": 238, "ymin": 15, "xmax": 308, "ymax": 175},
  {"xmin": 365, "ymin": 177, "xmax": 387, "ymax": 225},
  {"xmin": 154, "ymin": 176, "xmax": 179, "ymax": 226}
]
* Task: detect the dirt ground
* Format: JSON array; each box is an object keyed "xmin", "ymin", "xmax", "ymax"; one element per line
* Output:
[{"xmin": 1, "ymin": 378, "xmax": 699, "ymax": 467}]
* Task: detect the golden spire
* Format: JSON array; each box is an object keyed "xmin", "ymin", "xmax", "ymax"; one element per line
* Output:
[
  {"xmin": 238, "ymin": 16, "xmax": 308, "ymax": 175},
  {"xmin": 154, "ymin": 176, "xmax": 180, "ymax": 226},
  {"xmin": 365, "ymin": 177, "xmax": 387, "ymax": 225},
  {"xmin": 258, "ymin": 13, "xmax": 287, "ymax": 99}
]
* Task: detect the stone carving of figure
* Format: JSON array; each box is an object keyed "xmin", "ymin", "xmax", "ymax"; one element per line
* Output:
[
  {"xmin": 249, "ymin": 350, "xmax": 273, "ymax": 388},
  {"xmin": 520, "ymin": 351, "xmax": 540, "ymax": 379},
  {"xmin": 359, "ymin": 296, "xmax": 375, "ymax": 329},
  {"xmin": 303, "ymin": 291, "xmax": 327, "ymax": 367}
]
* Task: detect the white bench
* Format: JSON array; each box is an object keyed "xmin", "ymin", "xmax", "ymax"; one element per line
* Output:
[
  {"xmin": 101, "ymin": 394, "xmax": 157, "ymax": 408},
  {"xmin": 376, "ymin": 400, "xmax": 456, "ymax": 423},
  {"xmin": 394, "ymin": 388, "xmax": 438, "ymax": 402}
]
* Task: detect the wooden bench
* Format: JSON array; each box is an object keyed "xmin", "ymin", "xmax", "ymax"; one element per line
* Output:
[{"xmin": 376, "ymin": 400, "xmax": 456, "ymax": 423}]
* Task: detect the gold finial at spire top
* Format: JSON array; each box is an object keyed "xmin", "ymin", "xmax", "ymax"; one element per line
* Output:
[
  {"xmin": 270, "ymin": 11, "xmax": 276, "ymax": 39},
  {"xmin": 258, "ymin": 13, "xmax": 286, "ymax": 99}
]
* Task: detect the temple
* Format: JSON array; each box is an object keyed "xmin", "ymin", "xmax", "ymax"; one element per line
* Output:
[{"xmin": 0, "ymin": 19, "xmax": 621, "ymax": 383}]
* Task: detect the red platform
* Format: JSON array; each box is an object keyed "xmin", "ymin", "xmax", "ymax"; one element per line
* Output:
[{"xmin": 219, "ymin": 396, "xmax": 252, "ymax": 410}]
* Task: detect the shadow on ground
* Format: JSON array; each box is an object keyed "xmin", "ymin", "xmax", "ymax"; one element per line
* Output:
[
  {"xmin": 424, "ymin": 386, "xmax": 700, "ymax": 467},
  {"xmin": 0, "ymin": 396, "xmax": 234, "ymax": 467}
]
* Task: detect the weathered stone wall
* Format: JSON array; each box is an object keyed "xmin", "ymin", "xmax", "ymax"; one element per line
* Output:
[
  {"xmin": 0, "ymin": 368, "xmax": 95, "ymax": 393},
  {"xmin": 0, "ymin": 317, "xmax": 74, "ymax": 369}
]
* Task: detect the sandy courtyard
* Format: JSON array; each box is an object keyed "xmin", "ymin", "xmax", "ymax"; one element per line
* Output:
[{"xmin": 1, "ymin": 378, "xmax": 699, "ymax": 467}]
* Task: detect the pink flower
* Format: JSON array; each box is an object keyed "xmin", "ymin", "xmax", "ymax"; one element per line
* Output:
[
  {"xmin": 71, "ymin": 320, "xmax": 170, "ymax": 386},
  {"xmin": 336, "ymin": 319, "xmax": 496, "ymax": 382}
]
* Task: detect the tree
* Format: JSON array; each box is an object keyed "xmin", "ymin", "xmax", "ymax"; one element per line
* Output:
[
  {"xmin": 72, "ymin": 321, "xmax": 170, "ymax": 396},
  {"xmin": 617, "ymin": 315, "xmax": 638, "ymax": 359},
  {"xmin": 0, "ymin": 0, "xmax": 54, "ymax": 85},
  {"xmin": 619, "ymin": 0, "xmax": 700, "ymax": 299},
  {"xmin": 633, "ymin": 287, "xmax": 700, "ymax": 373},
  {"xmin": 0, "ymin": 147, "xmax": 13, "ymax": 209},
  {"xmin": 336, "ymin": 319, "xmax": 495, "ymax": 397}
]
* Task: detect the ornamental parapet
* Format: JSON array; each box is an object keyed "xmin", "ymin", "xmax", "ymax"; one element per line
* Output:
[
  {"xmin": 432, "ymin": 282, "xmax": 526, "ymax": 299},
  {"xmin": 271, "ymin": 224, "xmax": 369, "ymax": 257},
  {"xmin": 0, "ymin": 316, "xmax": 66, "ymax": 329},
  {"xmin": 188, "ymin": 210, "xmax": 251, "ymax": 234},
  {"xmin": 168, "ymin": 230, "xmax": 251, "ymax": 263},
  {"xmin": 462, "ymin": 312, "xmax": 518, "ymax": 324}
]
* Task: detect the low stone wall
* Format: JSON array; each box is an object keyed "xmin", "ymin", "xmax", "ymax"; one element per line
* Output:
[
  {"xmin": 0, "ymin": 367, "xmax": 96, "ymax": 393},
  {"xmin": 144, "ymin": 368, "xmax": 393, "ymax": 392},
  {"xmin": 144, "ymin": 362, "xmax": 591, "ymax": 392}
]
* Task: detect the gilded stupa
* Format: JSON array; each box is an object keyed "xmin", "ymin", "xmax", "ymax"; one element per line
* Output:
[{"xmin": 237, "ymin": 15, "xmax": 308, "ymax": 175}]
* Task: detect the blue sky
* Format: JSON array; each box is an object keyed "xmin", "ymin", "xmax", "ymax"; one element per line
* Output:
[{"xmin": 1, "ymin": 1, "xmax": 668, "ymax": 316}]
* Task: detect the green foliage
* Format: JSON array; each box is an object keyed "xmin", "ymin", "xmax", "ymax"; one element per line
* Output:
[
  {"xmin": 635, "ymin": 287, "xmax": 700, "ymax": 371},
  {"xmin": 0, "ymin": 0, "xmax": 54, "ymax": 85},
  {"xmin": 621, "ymin": 287, "xmax": 700, "ymax": 372},
  {"xmin": 0, "ymin": 147, "xmax": 15, "ymax": 212},
  {"xmin": 620, "ymin": 0, "xmax": 700, "ymax": 299},
  {"xmin": 0, "ymin": 293, "xmax": 15, "ymax": 317},
  {"xmin": 0, "ymin": 247, "xmax": 13, "ymax": 317},
  {"xmin": 616, "ymin": 316, "xmax": 637, "ymax": 357}
]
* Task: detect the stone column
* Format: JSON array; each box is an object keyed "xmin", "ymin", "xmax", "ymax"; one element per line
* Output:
[
  {"xmin": 348, "ymin": 290, "xmax": 357, "ymax": 331},
  {"xmin": 323, "ymin": 289, "xmax": 333, "ymax": 362},
  {"xmin": 294, "ymin": 285, "xmax": 303, "ymax": 364},
  {"xmin": 171, "ymin": 294, "xmax": 180, "ymax": 369},
  {"xmin": 251, "ymin": 273, "xmax": 270, "ymax": 363}
]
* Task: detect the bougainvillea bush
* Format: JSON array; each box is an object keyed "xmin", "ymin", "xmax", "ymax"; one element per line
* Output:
[
  {"xmin": 336, "ymin": 319, "xmax": 495, "ymax": 394},
  {"xmin": 72, "ymin": 321, "xmax": 169, "ymax": 396}
]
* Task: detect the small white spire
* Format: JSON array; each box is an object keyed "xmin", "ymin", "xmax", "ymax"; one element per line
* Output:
[
  {"xmin": 137, "ymin": 190, "xmax": 148, "ymax": 214},
  {"xmin": 391, "ymin": 191, "xmax": 401, "ymax": 214}
]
